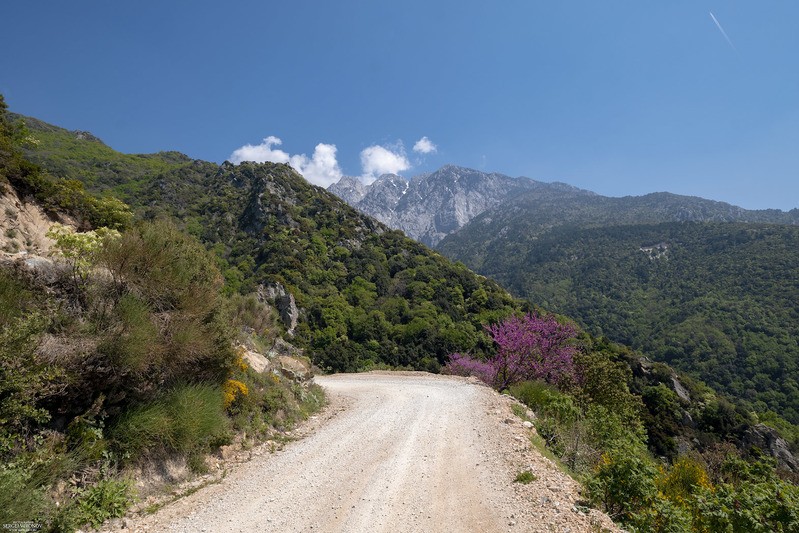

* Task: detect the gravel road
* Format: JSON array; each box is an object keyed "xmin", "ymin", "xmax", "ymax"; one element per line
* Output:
[{"xmin": 112, "ymin": 372, "xmax": 618, "ymax": 533}]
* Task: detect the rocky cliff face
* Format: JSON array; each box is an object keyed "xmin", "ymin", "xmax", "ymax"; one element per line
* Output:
[
  {"xmin": 327, "ymin": 176, "xmax": 367, "ymax": 205},
  {"xmin": 328, "ymin": 165, "xmax": 543, "ymax": 246}
]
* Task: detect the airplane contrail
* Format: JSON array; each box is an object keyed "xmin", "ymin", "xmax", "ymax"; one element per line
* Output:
[{"xmin": 709, "ymin": 11, "xmax": 736, "ymax": 50}]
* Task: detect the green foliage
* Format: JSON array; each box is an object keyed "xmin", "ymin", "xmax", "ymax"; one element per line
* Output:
[
  {"xmin": 16, "ymin": 219, "xmax": 237, "ymax": 440},
  {"xmin": 514, "ymin": 470, "xmax": 537, "ymax": 484},
  {"xmin": 52, "ymin": 477, "xmax": 134, "ymax": 531},
  {"xmin": 111, "ymin": 383, "xmax": 230, "ymax": 465},
  {"xmin": 0, "ymin": 463, "xmax": 50, "ymax": 525},
  {"xmin": 102, "ymin": 294, "xmax": 159, "ymax": 373},
  {"xmin": 627, "ymin": 498, "xmax": 692, "ymax": 533},
  {"xmin": 0, "ymin": 101, "xmax": 335, "ymax": 531},
  {"xmin": 0, "ymin": 441, "xmax": 84, "ymax": 527},
  {"xmin": 509, "ymin": 380, "xmax": 580, "ymax": 423},
  {"xmin": 693, "ymin": 479, "xmax": 799, "ymax": 532},
  {"xmin": 587, "ymin": 448, "xmax": 658, "ymax": 522},
  {"xmin": 0, "ymin": 269, "xmax": 34, "ymax": 324},
  {"xmin": 0, "ymin": 313, "xmax": 59, "ymax": 457},
  {"xmin": 14, "ymin": 106, "xmax": 519, "ymax": 371},
  {"xmin": 446, "ymin": 219, "xmax": 799, "ymax": 426},
  {"xmin": 227, "ymin": 292, "xmax": 281, "ymax": 346},
  {"xmin": 227, "ymin": 364, "xmax": 326, "ymax": 437},
  {"xmin": 1, "ymin": 100, "xmax": 133, "ymax": 230},
  {"xmin": 102, "ymin": 220, "xmax": 223, "ymax": 314},
  {"xmin": 47, "ymin": 223, "xmax": 121, "ymax": 297},
  {"xmin": 440, "ymin": 183, "xmax": 799, "ymax": 430},
  {"xmin": 73, "ymin": 159, "xmax": 518, "ymax": 372},
  {"xmin": 12, "ymin": 111, "xmax": 190, "ymax": 202},
  {"xmin": 506, "ymin": 341, "xmax": 799, "ymax": 532},
  {"xmin": 690, "ymin": 455, "xmax": 799, "ymax": 533},
  {"xmin": 656, "ymin": 455, "xmax": 712, "ymax": 506},
  {"xmin": 510, "ymin": 373, "xmax": 648, "ymax": 475}
]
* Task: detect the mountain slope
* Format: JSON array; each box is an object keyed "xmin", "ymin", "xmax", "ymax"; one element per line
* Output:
[
  {"xmin": 12, "ymin": 112, "xmax": 194, "ymax": 201},
  {"xmin": 439, "ymin": 188, "xmax": 799, "ymax": 271},
  {"xmin": 23, "ymin": 149, "xmax": 522, "ymax": 372},
  {"xmin": 442, "ymin": 214, "xmax": 799, "ymax": 423},
  {"xmin": 7, "ymin": 101, "xmax": 799, "ymax": 532},
  {"xmin": 329, "ymin": 165, "xmax": 573, "ymax": 246}
]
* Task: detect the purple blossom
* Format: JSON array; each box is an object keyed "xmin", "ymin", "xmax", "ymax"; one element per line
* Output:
[
  {"xmin": 444, "ymin": 313, "xmax": 578, "ymax": 390},
  {"xmin": 442, "ymin": 352, "xmax": 496, "ymax": 385}
]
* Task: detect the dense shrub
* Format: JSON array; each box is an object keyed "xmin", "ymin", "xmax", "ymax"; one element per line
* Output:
[
  {"xmin": 111, "ymin": 383, "xmax": 230, "ymax": 466},
  {"xmin": 58, "ymin": 220, "xmax": 239, "ymax": 413},
  {"xmin": 0, "ymin": 313, "xmax": 58, "ymax": 456},
  {"xmin": 587, "ymin": 449, "xmax": 658, "ymax": 522}
]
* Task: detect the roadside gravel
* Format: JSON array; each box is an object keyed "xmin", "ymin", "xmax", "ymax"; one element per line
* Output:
[{"xmin": 107, "ymin": 372, "xmax": 619, "ymax": 533}]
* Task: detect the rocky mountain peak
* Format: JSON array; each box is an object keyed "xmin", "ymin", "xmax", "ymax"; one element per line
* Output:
[
  {"xmin": 327, "ymin": 176, "xmax": 367, "ymax": 205},
  {"xmin": 328, "ymin": 165, "xmax": 541, "ymax": 246}
]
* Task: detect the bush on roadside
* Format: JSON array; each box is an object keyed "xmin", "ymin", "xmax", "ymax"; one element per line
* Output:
[
  {"xmin": 111, "ymin": 383, "xmax": 230, "ymax": 468},
  {"xmin": 51, "ymin": 477, "xmax": 134, "ymax": 531}
]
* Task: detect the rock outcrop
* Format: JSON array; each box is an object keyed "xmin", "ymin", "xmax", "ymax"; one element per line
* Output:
[
  {"xmin": 743, "ymin": 423, "xmax": 799, "ymax": 472},
  {"xmin": 327, "ymin": 176, "xmax": 367, "ymax": 205},
  {"xmin": 239, "ymin": 338, "xmax": 313, "ymax": 383},
  {"xmin": 0, "ymin": 183, "xmax": 74, "ymax": 256},
  {"xmin": 257, "ymin": 283, "xmax": 299, "ymax": 337}
]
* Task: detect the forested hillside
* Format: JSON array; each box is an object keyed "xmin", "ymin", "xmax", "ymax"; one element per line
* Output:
[
  {"xmin": 439, "ymin": 185, "xmax": 799, "ymax": 271},
  {"xmin": 444, "ymin": 217, "xmax": 799, "ymax": 424},
  {"xmin": 14, "ymin": 113, "xmax": 520, "ymax": 372}
]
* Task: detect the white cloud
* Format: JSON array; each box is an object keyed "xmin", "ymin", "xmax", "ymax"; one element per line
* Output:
[
  {"xmin": 230, "ymin": 136, "xmax": 291, "ymax": 165},
  {"xmin": 359, "ymin": 144, "xmax": 410, "ymax": 184},
  {"xmin": 413, "ymin": 136, "xmax": 437, "ymax": 154},
  {"xmin": 290, "ymin": 143, "xmax": 343, "ymax": 188},
  {"xmin": 229, "ymin": 136, "xmax": 343, "ymax": 188}
]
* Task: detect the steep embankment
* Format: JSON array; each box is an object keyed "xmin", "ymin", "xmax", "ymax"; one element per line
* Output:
[
  {"xmin": 112, "ymin": 373, "xmax": 618, "ymax": 533},
  {"xmin": 0, "ymin": 181, "xmax": 64, "ymax": 255}
]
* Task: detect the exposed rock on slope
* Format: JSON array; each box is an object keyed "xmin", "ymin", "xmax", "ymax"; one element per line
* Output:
[
  {"xmin": 258, "ymin": 283, "xmax": 300, "ymax": 337},
  {"xmin": 329, "ymin": 165, "xmax": 561, "ymax": 246},
  {"xmin": 326, "ymin": 175, "xmax": 366, "ymax": 205},
  {"xmin": 0, "ymin": 183, "xmax": 68, "ymax": 255}
]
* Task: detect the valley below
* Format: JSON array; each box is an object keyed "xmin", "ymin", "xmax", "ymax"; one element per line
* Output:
[{"xmin": 108, "ymin": 373, "xmax": 616, "ymax": 533}]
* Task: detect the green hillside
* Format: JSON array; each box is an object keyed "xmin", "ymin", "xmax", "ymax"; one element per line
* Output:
[
  {"xmin": 1, "ymin": 97, "xmax": 326, "ymax": 529},
  {"xmin": 439, "ymin": 186, "xmax": 799, "ymax": 272},
  {"xmin": 14, "ymin": 112, "xmax": 520, "ymax": 371},
  {"xmin": 12, "ymin": 113, "xmax": 191, "ymax": 199},
  {"xmin": 444, "ymin": 218, "xmax": 799, "ymax": 423}
]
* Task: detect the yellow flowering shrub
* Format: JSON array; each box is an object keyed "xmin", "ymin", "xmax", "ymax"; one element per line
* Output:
[
  {"xmin": 223, "ymin": 379, "xmax": 249, "ymax": 408},
  {"xmin": 656, "ymin": 455, "xmax": 712, "ymax": 506}
]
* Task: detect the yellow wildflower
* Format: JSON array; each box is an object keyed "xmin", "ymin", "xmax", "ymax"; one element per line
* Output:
[{"xmin": 223, "ymin": 379, "xmax": 249, "ymax": 408}]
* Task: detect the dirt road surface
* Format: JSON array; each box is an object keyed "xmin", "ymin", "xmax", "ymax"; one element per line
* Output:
[{"xmin": 112, "ymin": 372, "xmax": 618, "ymax": 532}]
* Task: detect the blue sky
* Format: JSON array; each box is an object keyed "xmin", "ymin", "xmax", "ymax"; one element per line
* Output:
[{"xmin": 2, "ymin": 1, "xmax": 798, "ymax": 209}]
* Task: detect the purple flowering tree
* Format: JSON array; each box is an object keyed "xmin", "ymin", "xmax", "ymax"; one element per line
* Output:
[
  {"xmin": 443, "ymin": 352, "xmax": 496, "ymax": 385},
  {"xmin": 443, "ymin": 312, "xmax": 578, "ymax": 390}
]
